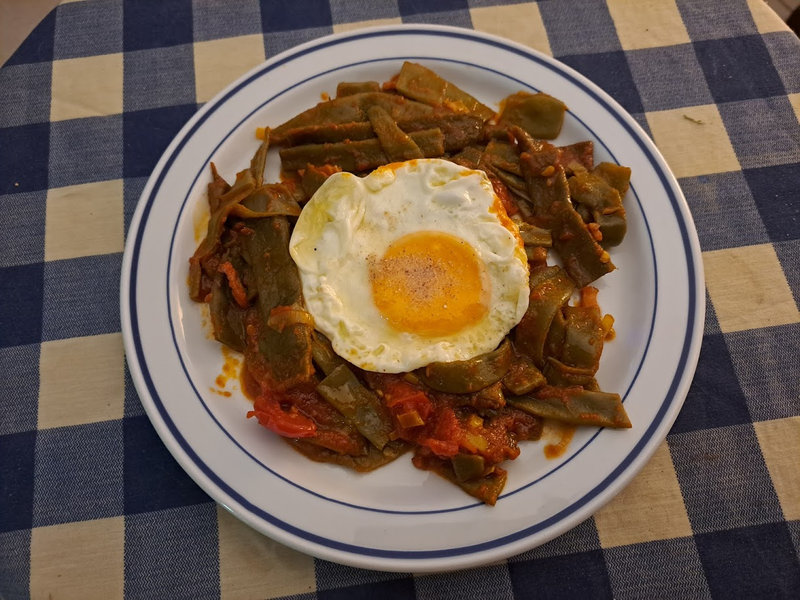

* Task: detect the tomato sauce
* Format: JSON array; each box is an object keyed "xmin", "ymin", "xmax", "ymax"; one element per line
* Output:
[{"xmin": 543, "ymin": 421, "xmax": 576, "ymax": 459}]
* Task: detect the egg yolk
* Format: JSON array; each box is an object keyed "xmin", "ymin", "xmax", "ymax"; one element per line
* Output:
[{"xmin": 369, "ymin": 231, "xmax": 490, "ymax": 337}]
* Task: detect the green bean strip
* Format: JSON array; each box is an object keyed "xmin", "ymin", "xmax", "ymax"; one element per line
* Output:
[
  {"xmin": 241, "ymin": 217, "xmax": 314, "ymax": 389},
  {"xmin": 496, "ymin": 91, "xmax": 566, "ymax": 140},
  {"xmin": 273, "ymin": 92, "xmax": 434, "ymax": 138},
  {"xmin": 367, "ymin": 105, "xmax": 424, "ymax": 162},
  {"xmin": 508, "ymin": 386, "xmax": 631, "ymax": 428},
  {"xmin": 273, "ymin": 122, "xmax": 375, "ymax": 147},
  {"xmin": 209, "ymin": 273, "xmax": 247, "ymax": 352},
  {"xmin": 250, "ymin": 132, "xmax": 269, "ymax": 186},
  {"xmin": 279, "ymin": 129, "xmax": 444, "ymax": 172},
  {"xmin": 482, "ymin": 138, "xmax": 522, "ymax": 175},
  {"xmin": 232, "ymin": 184, "xmax": 302, "ymax": 219},
  {"xmin": 451, "ymin": 453, "xmax": 486, "ymax": 482},
  {"xmin": 394, "ymin": 61, "xmax": 495, "ymax": 120},
  {"xmin": 288, "ymin": 438, "xmax": 409, "ymax": 473},
  {"xmin": 422, "ymin": 458, "xmax": 507, "ymax": 505},
  {"xmin": 206, "ymin": 162, "xmax": 230, "ymax": 213},
  {"xmin": 514, "ymin": 266, "xmax": 575, "ymax": 367},
  {"xmin": 568, "ymin": 166, "xmax": 627, "ymax": 247},
  {"xmin": 514, "ymin": 132, "xmax": 562, "ymax": 225},
  {"xmin": 418, "ymin": 339, "xmax": 513, "ymax": 394},
  {"xmin": 317, "ymin": 364, "xmax": 394, "ymax": 450},
  {"xmin": 485, "ymin": 164, "xmax": 529, "ymax": 203},
  {"xmin": 502, "ymin": 350, "xmax": 547, "ymax": 395},
  {"xmin": 550, "ymin": 169, "xmax": 616, "ymax": 287},
  {"xmin": 561, "ymin": 305, "xmax": 604, "ymax": 371},
  {"xmin": 544, "ymin": 306, "xmax": 567, "ymax": 361},
  {"xmin": 336, "ymin": 81, "xmax": 381, "ymax": 97},
  {"xmin": 301, "ymin": 164, "xmax": 340, "ymax": 199},
  {"xmin": 517, "ymin": 222, "xmax": 553, "ymax": 248},
  {"xmin": 450, "ymin": 145, "xmax": 484, "ymax": 169},
  {"xmin": 310, "ymin": 331, "xmax": 345, "ymax": 376},
  {"xmin": 518, "ymin": 154, "xmax": 615, "ymax": 287},
  {"xmin": 558, "ymin": 141, "xmax": 595, "ymax": 173},
  {"xmin": 593, "ymin": 162, "xmax": 631, "ymax": 196},
  {"xmin": 273, "ymin": 114, "xmax": 482, "ymax": 152},
  {"xmin": 188, "ymin": 169, "xmax": 256, "ymax": 301},
  {"xmin": 542, "ymin": 357, "xmax": 598, "ymax": 389},
  {"xmin": 397, "ymin": 113, "xmax": 484, "ymax": 152}
]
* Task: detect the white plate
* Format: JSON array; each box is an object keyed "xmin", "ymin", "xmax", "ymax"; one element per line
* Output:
[{"xmin": 121, "ymin": 25, "xmax": 704, "ymax": 573}]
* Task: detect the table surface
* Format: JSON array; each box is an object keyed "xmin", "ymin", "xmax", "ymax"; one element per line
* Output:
[{"xmin": 1, "ymin": 1, "xmax": 799, "ymax": 598}]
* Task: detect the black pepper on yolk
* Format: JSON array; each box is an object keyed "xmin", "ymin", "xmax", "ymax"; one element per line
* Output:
[{"xmin": 368, "ymin": 231, "xmax": 491, "ymax": 337}]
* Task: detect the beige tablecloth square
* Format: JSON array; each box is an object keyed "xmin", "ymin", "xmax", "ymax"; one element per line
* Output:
[
  {"xmin": 194, "ymin": 34, "xmax": 267, "ymax": 104},
  {"xmin": 45, "ymin": 179, "xmax": 123, "ymax": 261},
  {"xmin": 647, "ymin": 104, "xmax": 741, "ymax": 178},
  {"xmin": 50, "ymin": 53, "xmax": 123, "ymax": 122},
  {"xmin": 594, "ymin": 441, "xmax": 693, "ymax": 547},
  {"xmin": 754, "ymin": 417, "xmax": 800, "ymax": 520},
  {"xmin": 38, "ymin": 333, "xmax": 124, "ymax": 429},
  {"xmin": 607, "ymin": 0, "xmax": 691, "ymax": 50},
  {"xmin": 470, "ymin": 3, "xmax": 552, "ymax": 56},
  {"xmin": 29, "ymin": 517, "xmax": 125, "ymax": 600},
  {"xmin": 218, "ymin": 506, "xmax": 316, "ymax": 599},
  {"xmin": 703, "ymin": 244, "xmax": 800, "ymax": 334}
]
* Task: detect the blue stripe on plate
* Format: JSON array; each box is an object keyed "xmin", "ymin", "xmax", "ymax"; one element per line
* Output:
[{"xmin": 164, "ymin": 54, "xmax": 657, "ymax": 515}]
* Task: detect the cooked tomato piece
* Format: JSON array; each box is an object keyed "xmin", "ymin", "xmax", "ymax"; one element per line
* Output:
[
  {"xmin": 381, "ymin": 377, "xmax": 433, "ymax": 421},
  {"xmin": 247, "ymin": 391, "xmax": 316, "ymax": 438},
  {"xmin": 284, "ymin": 384, "xmax": 367, "ymax": 455}
]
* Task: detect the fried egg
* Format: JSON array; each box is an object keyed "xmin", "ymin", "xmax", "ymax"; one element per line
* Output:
[{"xmin": 289, "ymin": 158, "xmax": 529, "ymax": 373}]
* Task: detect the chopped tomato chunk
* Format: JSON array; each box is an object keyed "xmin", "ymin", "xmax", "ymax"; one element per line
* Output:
[{"xmin": 247, "ymin": 391, "xmax": 316, "ymax": 438}]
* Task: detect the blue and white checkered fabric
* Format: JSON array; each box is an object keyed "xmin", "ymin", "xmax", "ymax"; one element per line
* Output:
[{"xmin": 1, "ymin": 1, "xmax": 799, "ymax": 598}]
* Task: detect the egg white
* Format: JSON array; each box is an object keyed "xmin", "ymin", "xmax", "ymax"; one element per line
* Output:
[{"xmin": 289, "ymin": 158, "xmax": 529, "ymax": 373}]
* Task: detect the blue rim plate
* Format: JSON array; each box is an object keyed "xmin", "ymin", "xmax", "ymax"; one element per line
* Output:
[{"xmin": 120, "ymin": 25, "xmax": 704, "ymax": 572}]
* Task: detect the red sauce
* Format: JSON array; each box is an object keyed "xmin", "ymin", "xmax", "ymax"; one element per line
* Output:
[
  {"xmin": 543, "ymin": 423, "xmax": 576, "ymax": 459},
  {"xmin": 211, "ymin": 347, "xmax": 241, "ymax": 398}
]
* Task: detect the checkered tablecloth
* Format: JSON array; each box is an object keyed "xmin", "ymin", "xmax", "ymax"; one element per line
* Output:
[{"xmin": 1, "ymin": 0, "xmax": 799, "ymax": 598}]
